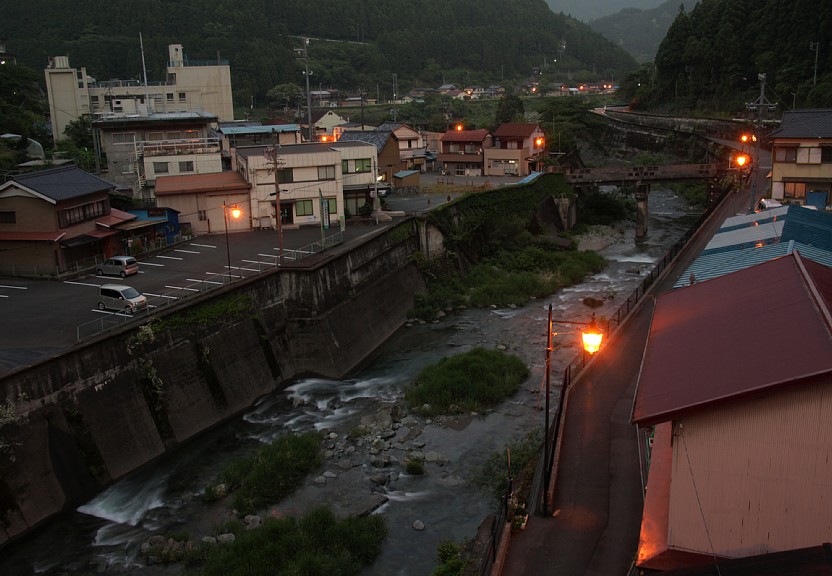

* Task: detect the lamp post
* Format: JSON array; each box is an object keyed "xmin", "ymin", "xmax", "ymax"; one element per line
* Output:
[
  {"xmin": 542, "ymin": 304, "xmax": 604, "ymax": 515},
  {"xmin": 223, "ymin": 201, "xmax": 241, "ymax": 282}
]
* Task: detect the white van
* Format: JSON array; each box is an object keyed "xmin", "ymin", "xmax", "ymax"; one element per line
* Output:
[
  {"xmin": 98, "ymin": 284, "xmax": 147, "ymax": 314},
  {"xmin": 97, "ymin": 256, "xmax": 139, "ymax": 278}
]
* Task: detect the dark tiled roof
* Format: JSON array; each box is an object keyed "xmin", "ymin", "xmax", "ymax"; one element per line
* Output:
[
  {"xmin": 770, "ymin": 109, "xmax": 832, "ymax": 139},
  {"xmin": 440, "ymin": 129, "xmax": 490, "ymax": 143},
  {"xmin": 8, "ymin": 165, "xmax": 114, "ymax": 201},
  {"xmin": 632, "ymin": 251, "xmax": 832, "ymax": 426},
  {"xmin": 492, "ymin": 123, "xmax": 540, "ymax": 138},
  {"xmin": 337, "ymin": 129, "xmax": 394, "ymax": 151}
]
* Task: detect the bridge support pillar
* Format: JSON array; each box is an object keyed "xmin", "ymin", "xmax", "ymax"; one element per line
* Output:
[{"xmin": 635, "ymin": 183, "xmax": 649, "ymax": 240}]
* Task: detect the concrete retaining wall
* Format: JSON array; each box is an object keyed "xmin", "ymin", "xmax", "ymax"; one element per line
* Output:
[{"xmin": 0, "ymin": 220, "xmax": 426, "ymax": 545}]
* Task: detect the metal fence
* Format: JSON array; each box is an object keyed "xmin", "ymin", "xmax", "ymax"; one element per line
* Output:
[{"xmin": 75, "ymin": 231, "xmax": 344, "ymax": 342}]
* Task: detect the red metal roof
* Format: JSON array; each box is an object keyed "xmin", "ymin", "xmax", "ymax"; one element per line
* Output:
[
  {"xmin": 632, "ymin": 251, "xmax": 832, "ymax": 426},
  {"xmin": 440, "ymin": 129, "xmax": 490, "ymax": 143},
  {"xmin": 95, "ymin": 208, "xmax": 136, "ymax": 228},
  {"xmin": 491, "ymin": 123, "xmax": 540, "ymax": 138},
  {"xmin": 155, "ymin": 172, "xmax": 251, "ymax": 195}
]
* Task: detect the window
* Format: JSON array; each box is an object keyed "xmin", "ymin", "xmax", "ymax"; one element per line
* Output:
[
  {"xmin": 823, "ymin": 147, "xmax": 832, "ymax": 164},
  {"xmin": 198, "ymin": 210, "xmax": 207, "ymax": 221},
  {"xmin": 325, "ymin": 198, "xmax": 337, "ymax": 214},
  {"xmin": 166, "ymin": 93, "xmax": 174, "ymax": 103},
  {"xmin": 184, "ymin": 129, "xmax": 199, "ymax": 139},
  {"xmin": 153, "ymin": 162, "xmax": 169, "ymax": 174},
  {"xmin": 166, "ymin": 131, "xmax": 182, "ymax": 139},
  {"xmin": 277, "ymin": 168, "xmax": 294, "ymax": 184},
  {"xmin": 179, "ymin": 161, "xmax": 194, "ymax": 172},
  {"xmin": 90, "ymin": 95, "xmax": 99, "ymax": 104},
  {"xmin": 0, "ymin": 211, "xmax": 16, "ymax": 224},
  {"xmin": 120, "ymin": 162, "xmax": 134, "ymax": 174},
  {"xmin": 449, "ymin": 144, "xmax": 460, "ymax": 153},
  {"xmin": 178, "ymin": 92, "xmax": 186, "ymax": 102},
  {"xmin": 355, "ymin": 158, "xmax": 371, "ymax": 173},
  {"xmin": 342, "ymin": 160, "xmax": 350, "ymax": 174},
  {"xmin": 296, "ymin": 200, "xmax": 314, "ymax": 216},
  {"xmin": 784, "ymin": 182, "xmax": 806, "ymax": 199},
  {"xmin": 318, "ymin": 165, "xmax": 336, "ymax": 180},
  {"xmin": 797, "ymin": 147, "xmax": 822, "ymax": 164},
  {"xmin": 464, "ymin": 144, "xmax": 477, "ymax": 154},
  {"xmin": 112, "ymin": 132, "xmax": 135, "ymax": 145},
  {"xmin": 58, "ymin": 200, "xmax": 107, "ymax": 227},
  {"xmin": 148, "ymin": 132, "xmax": 164, "ymax": 141},
  {"xmin": 774, "ymin": 147, "xmax": 797, "ymax": 163}
]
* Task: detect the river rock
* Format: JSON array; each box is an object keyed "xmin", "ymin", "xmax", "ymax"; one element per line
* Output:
[
  {"xmin": 201, "ymin": 536, "xmax": 217, "ymax": 545},
  {"xmin": 245, "ymin": 514, "xmax": 262, "ymax": 529},
  {"xmin": 217, "ymin": 533, "xmax": 236, "ymax": 545},
  {"xmin": 424, "ymin": 451, "xmax": 448, "ymax": 464},
  {"xmin": 314, "ymin": 475, "xmax": 327, "ymax": 485},
  {"xmin": 370, "ymin": 473, "xmax": 388, "ymax": 486},
  {"xmin": 412, "ymin": 520, "xmax": 426, "ymax": 531},
  {"xmin": 324, "ymin": 470, "xmax": 337, "ymax": 479}
]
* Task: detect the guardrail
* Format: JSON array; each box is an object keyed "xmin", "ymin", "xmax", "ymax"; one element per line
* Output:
[{"xmin": 75, "ymin": 231, "xmax": 344, "ymax": 342}]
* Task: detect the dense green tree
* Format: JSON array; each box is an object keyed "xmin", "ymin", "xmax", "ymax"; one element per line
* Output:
[
  {"xmin": 266, "ymin": 83, "xmax": 304, "ymax": 110},
  {"xmin": 494, "ymin": 95, "xmax": 525, "ymax": 127}
]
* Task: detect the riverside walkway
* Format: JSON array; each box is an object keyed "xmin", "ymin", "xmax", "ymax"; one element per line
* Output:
[{"xmin": 497, "ymin": 171, "xmax": 764, "ymax": 575}]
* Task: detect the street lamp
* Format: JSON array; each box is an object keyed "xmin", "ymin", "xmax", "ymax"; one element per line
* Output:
[
  {"xmin": 542, "ymin": 304, "xmax": 604, "ymax": 514},
  {"xmin": 223, "ymin": 201, "xmax": 241, "ymax": 282}
]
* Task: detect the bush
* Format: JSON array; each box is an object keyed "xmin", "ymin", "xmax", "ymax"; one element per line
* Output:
[
  {"xmin": 431, "ymin": 539, "xmax": 466, "ymax": 576},
  {"xmin": 213, "ymin": 432, "xmax": 322, "ymax": 516},
  {"xmin": 473, "ymin": 429, "xmax": 543, "ymax": 502},
  {"xmin": 405, "ymin": 459, "xmax": 425, "ymax": 475},
  {"xmin": 405, "ymin": 348, "xmax": 529, "ymax": 417},
  {"xmin": 192, "ymin": 507, "xmax": 387, "ymax": 576}
]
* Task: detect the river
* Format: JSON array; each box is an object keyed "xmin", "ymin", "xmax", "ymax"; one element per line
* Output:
[{"xmin": 0, "ymin": 188, "xmax": 698, "ymax": 576}]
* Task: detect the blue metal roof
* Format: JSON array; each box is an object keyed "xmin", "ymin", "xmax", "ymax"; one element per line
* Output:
[
  {"xmin": 394, "ymin": 170, "xmax": 419, "ymax": 178},
  {"xmin": 516, "ymin": 171, "xmax": 543, "ymax": 185},
  {"xmin": 219, "ymin": 124, "xmax": 300, "ymax": 135},
  {"xmin": 675, "ymin": 206, "xmax": 832, "ymax": 288}
]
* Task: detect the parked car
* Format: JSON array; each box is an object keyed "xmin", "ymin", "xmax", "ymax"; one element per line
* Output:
[
  {"xmin": 98, "ymin": 284, "xmax": 147, "ymax": 314},
  {"xmin": 757, "ymin": 198, "xmax": 783, "ymax": 210},
  {"xmin": 97, "ymin": 256, "xmax": 139, "ymax": 278}
]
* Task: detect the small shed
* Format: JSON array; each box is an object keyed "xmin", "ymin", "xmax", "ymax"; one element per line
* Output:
[{"xmin": 393, "ymin": 169, "xmax": 420, "ymax": 189}]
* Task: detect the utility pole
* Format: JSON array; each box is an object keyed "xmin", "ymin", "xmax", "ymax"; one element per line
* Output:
[
  {"xmin": 745, "ymin": 73, "xmax": 777, "ymax": 213},
  {"xmin": 266, "ymin": 134, "xmax": 285, "ymax": 263},
  {"xmin": 810, "ymin": 41, "xmax": 820, "ymax": 86},
  {"xmin": 301, "ymin": 38, "xmax": 313, "ymax": 142}
]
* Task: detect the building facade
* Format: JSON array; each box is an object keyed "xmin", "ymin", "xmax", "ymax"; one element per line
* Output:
[
  {"xmin": 45, "ymin": 44, "xmax": 233, "ymax": 143},
  {"xmin": 769, "ymin": 109, "xmax": 832, "ymax": 210}
]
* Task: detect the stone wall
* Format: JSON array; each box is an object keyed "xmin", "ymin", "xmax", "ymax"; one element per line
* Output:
[{"xmin": 0, "ymin": 220, "xmax": 426, "ymax": 545}]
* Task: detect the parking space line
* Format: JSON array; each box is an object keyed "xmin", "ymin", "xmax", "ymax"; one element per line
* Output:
[
  {"xmin": 155, "ymin": 255, "xmax": 183, "ymax": 260},
  {"xmin": 140, "ymin": 261, "xmax": 165, "ymax": 267},
  {"xmin": 0, "ymin": 285, "xmax": 27, "ymax": 290},
  {"xmin": 92, "ymin": 309, "xmax": 133, "ymax": 317},
  {"xmin": 143, "ymin": 292, "xmax": 178, "ymax": 300},
  {"xmin": 190, "ymin": 243, "xmax": 216, "ymax": 248},
  {"xmin": 164, "ymin": 285, "xmax": 200, "ymax": 292},
  {"xmin": 64, "ymin": 281, "xmax": 101, "ymax": 287},
  {"xmin": 187, "ymin": 278, "xmax": 223, "ymax": 285},
  {"xmin": 174, "ymin": 249, "xmax": 200, "ymax": 254},
  {"xmin": 0, "ymin": 294, "xmax": 8, "ymax": 298},
  {"xmin": 243, "ymin": 259, "xmax": 275, "ymax": 266}
]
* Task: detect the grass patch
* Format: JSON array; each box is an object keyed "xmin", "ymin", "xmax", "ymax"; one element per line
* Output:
[
  {"xmin": 405, "ymin": 459, "xmax": 425, "ymax": 475},
  {"xmin": 431, "ymin": 539, "xmax": 466, "ymax": 576},
  {"xmin": 189, "ymin": 507, "xmax": 387, "ymax": 576},
  {"xmin": 212, "ymin": 432, "xmax": 322, "ymax": 516},
  {"xmin": 405, "ymin": 348, "xmax": 529, "ymax": 417}
]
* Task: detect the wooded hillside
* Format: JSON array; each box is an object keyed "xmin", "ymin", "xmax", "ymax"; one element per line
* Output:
[{"xmin": 3, "ymin": 0, "xmax": 637, "ymax": 106}]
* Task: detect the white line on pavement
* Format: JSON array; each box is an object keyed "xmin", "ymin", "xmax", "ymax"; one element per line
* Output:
[
  {"xmin": 143, "ymin": 292, "xmax": 178, "ymax": 300},
  {"xmin": 0, "ymin": 294, "xmax": 8, "ymax": 298},
  {"xmin": 155, "ymin": 255, "xmax": 183, "ymax": 260},
  {"xmin": 0, "ymin": 285, "xmax": 27, "ymax": 290},
  {"xmin": 175, "ymin": 249, "xmax": 200, "ymax": 254},
  {"xmin": 165, "ymin": 285, "xmax": 200, "ymax": 292},
  {"xmin": 187, "ymin": 278, "xmax": 223, "ymax": 285},
  {"xmin": 190, "ymin": 243, "xmax": 216, "ymax": 248},
  {"xmin": 140, "ymin": 261, "xmax": 165, "ymax": 267},
  {"xmin": 64, "ymin": 281, "xmax": 100, "ymax": 287}
]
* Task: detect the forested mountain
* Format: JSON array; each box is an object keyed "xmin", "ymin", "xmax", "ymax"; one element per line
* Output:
[
  {"xmin": 619, "ymin": 0, "xmax": 832, "ymax": 114},
  {"xmin": 2, "ymin": 0, "xmax": 637, "ymax": 107},
  {"xmin": 545, "ymin": 0, "xmax": 663, "ymax": 22},
  {"xmin": 589, "ymin": 0, "xmax": 684, "ymax": 63}
]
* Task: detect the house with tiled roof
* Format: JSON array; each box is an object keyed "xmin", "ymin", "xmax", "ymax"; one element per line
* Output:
[
  {"xmin": 376, "ymin": 122, "xmax": 427, "ymax": 173},
  {"xmin": 0, "ymin": 165, "xmax": 135, "ymax": 276},
  {"xmin": 769, "ymin": 109, "xmax": 832, "ymax": 210},
  {"xmin": 337, "ymin": 128, "xmax": 403, "ymax": 185},
  {"xmin": 631, "ymin": 252, "xmax": 832, "ymax": 571},
  {"xmin": 484, "ymin": 123, "xmax": 547, "ymax": 177},
  {"xmin": 438, "ymin": 129, "xmax": 492, "ymax": 176}
]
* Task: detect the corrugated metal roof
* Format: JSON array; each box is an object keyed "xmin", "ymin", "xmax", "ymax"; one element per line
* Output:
[
  {"xmin": 769, "ymin": 108, "xmax": 832, "ymax": 139},
  {"xmin": 218, "ymin": 124, "xmax": 300, "ymax": 135},
  {"xmin": 3, "ymin": 165, "xmax": 114, "ymax": 202},
  {"xmin": 394, "ymin": 170, "xmax": 419, "ymax": 178},
  {"xmin": 675, "ymin": 241, "xmax": 832, "ymax": 288},
  {"xmin": 632, "ymin": 251, "xmax": 832, "ymax": 426}
]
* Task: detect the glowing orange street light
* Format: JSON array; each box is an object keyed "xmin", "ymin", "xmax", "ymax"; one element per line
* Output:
[
  {"xmin": 535, "ymin": 136, "xmax": 545, "ymax": 148},
  {"xmin": 580, "ymin": 315, "xmax": 604, "ymax": 355},
  {"xmin": 734, "ymin": 153, "xmax": 750, "ymax": 168},
  {"xmin": 455, "ymin": 123, "xmax": 464, "ymax": 131}
]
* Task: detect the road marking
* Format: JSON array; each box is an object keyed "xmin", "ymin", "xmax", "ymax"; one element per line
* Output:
[
  {"xmin": 190, "ymin": 243, "xmax": 216, "ymax": 248},
  {"xmin": 243, "ymin": 259, "xmax": 275, "ymax": 266},
  {"xmin": 92, "ymin": 309, "xmax": 133, "ymax": 317},
  {"xmin": 64, "ymin": 281, "xmax": 100, "ymax": 287},
  {"xmin": 0, "ymin": 294, "xmax": 8, "ymax": 298},
  {"xmin": 258, "ymin": 253, "xmax": 279, "ymax": 259},
  {"xmin": 165, "ymin": 285, "xmax": 200, "ymax": 292},
  {"xmin": 187, "ymin": 278, "xmax": 223, "ymax": 285},
  {"xmin": 155, "ymin": 255, "xmax": 183, "ymax": 260},
  {"xmin": 0, "ymin": 285, "xmax": 27, "ymax": 290},
  {"xmin": 140, "ymin": 261, "xmax": 165, "ymax": 267},
  {"xmin": 143, "ymin": 292, "xmax": 178, "ymax": 300},
  {"xmin": 175, "ymin": 249, "xmax": 200, "ymax": 254}
]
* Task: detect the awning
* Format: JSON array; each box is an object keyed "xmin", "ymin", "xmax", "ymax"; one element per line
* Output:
[
  {"xmin": 87, "ymin": 229, "xmax": 118, "ymax": 239},
  {"xmin": 61, "ymin": 234, "xmax": 98, "ymax": 247},
  {"xmin": 115, "ymin": 219, "xmax": 165, "ymax": 231}
]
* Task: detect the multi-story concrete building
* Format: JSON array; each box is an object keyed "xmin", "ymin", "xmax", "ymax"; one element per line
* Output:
[{"xmin": 44, "ymin": 44, "xmax": 233, "ymax": 143}]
